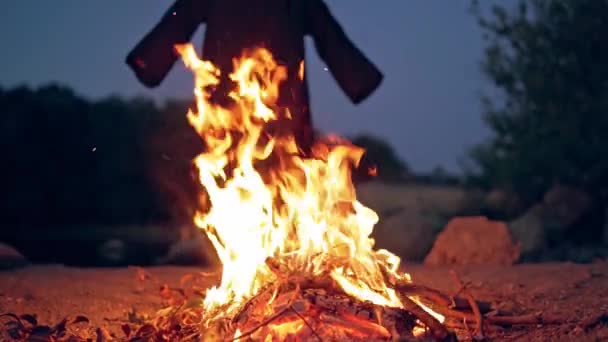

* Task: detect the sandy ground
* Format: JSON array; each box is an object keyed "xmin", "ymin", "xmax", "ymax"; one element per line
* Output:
[{"xmin": 1, "ymin": 262, "xmax": 608, "ymax": 341}]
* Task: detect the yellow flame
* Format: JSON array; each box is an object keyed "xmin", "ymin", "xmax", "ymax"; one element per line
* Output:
[
  {"xmin": 175, "ymin": 44, "xmax": 444, "ymax": 328},
  {"xmin": 298, "ymin": 60, "xmax": 305, "ymax": 81}
]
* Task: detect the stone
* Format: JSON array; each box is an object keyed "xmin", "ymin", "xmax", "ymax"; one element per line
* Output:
[
  {"xmin": 542, "ymin": 185, "xmax": 593, "ymax": 231},
  {"xmin": 424, "ymin": 216, "xmax": 520, "ymax": 266},
  {"xmin": 357, "ymin": 181, "xmax": 484, "ymax": 262},
  {"xmin": 0, "ymin": 242, "xmax": 28, "ymax": 269},
  {"xmin": 160, "ymin": 233, "xmax": 220, "ymax": 266},
  {"xmin": 604, "ymin": 207, "xmax": 608, "ymax": 245},
  {"xmin": 372, "ymin": 208, "xmax": 443, "ymax": 262},
  {"xmin": 97, "ymin": 239, "xmax": 127, "ymax": 265},
  {"xmin": 483, "ymin": 188, "xmax": 524, "ymax": 218},
  {"xmin": 505, "ymin": 186, "xmax": 595, "ymax": 259},
  {"xmin": 357, "ymin": 181, "xmax": 483, "ymax": 218},
  {"xmin": 508, "ymin": 204, "xmax": 547, "ymax": 257}
]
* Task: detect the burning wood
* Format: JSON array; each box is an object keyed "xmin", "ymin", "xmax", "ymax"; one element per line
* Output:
[{"xmin": 160, "ymin": 44, "xmax": 460, "ymax": 340}]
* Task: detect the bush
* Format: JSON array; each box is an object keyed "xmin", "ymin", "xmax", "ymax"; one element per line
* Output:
[
  {"xmin": 468, "ymin": 0, "xmax": 608, "ymax": 206},
  {"xmin": 351, "ymin": 133, "xmax": 410, "ymax": 182},
  {"xmin": 0, "ymin": 84, "xmax": 174, "ymax": 228}
]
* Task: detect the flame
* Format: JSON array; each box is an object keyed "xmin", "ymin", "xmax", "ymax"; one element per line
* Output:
[
  {"xmin": 298, "ymin": 60, "xmax": 305, "ymax": 81},
  {"xmin": 175, "ymin": 44, "xmax": 443, "ymax": 332}
]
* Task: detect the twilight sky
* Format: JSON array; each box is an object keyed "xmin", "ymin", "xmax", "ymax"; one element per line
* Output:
[{"xmin": 0, "ymin": 1, "xmax": 514, "ymax": 172}]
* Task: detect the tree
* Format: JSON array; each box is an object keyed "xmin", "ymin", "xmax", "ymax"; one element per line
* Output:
[
  {"xmin": 0, "ymin": 84, "xmax": 173, "ymax": 227},
  {"xmin": 469, "ymin": 0, "xmax": 608, "ymax": 206},
  {"xmin": 351, "ymin": 134, "xmax": 409, "ymax": 182}
]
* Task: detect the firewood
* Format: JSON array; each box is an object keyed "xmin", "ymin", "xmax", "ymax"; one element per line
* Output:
[
  {"xmin": 395, "ymin": 291, "xmax": 456, "ymax": 342},
  {"xmin": 318, "ymin": 311, "xmax": 391, "ymax": 339},
  {"xmin": 449, "ymin": 270, "xmax": 484, "ymax": 339},
  {"xmin": 395, "ymin": 283, "xmax": 493, "ymax": 314}
]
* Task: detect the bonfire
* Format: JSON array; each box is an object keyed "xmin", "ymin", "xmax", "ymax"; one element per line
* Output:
[
  {"xmin": 124, "ymin": 44, "xmax": 565, "ymax": 342},
  {"xmin": 161, "ymin": 44, "xmax": 453, "ymax": 341}
]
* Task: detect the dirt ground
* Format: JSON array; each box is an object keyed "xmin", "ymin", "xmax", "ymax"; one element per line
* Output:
[{"xmin": 1, "ymin": 262, "xmax": 607, "ymax": 341}]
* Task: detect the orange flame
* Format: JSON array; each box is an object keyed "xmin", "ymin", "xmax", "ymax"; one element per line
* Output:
[
  {"xmin": 298, "ymin": 60, "xmax": 305, "ymax": 81},
  {"xmin": 175, "ymin": 44, "xmax": 443, "ymax": 329}
]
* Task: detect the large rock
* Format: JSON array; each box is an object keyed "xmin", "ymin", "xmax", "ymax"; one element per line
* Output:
[
  {"xmin": 97, "ymin": 239, "xmax": 127, "ymax": 265},
  {"xmin": 0, "ymin": 242, "xmax": 28, "ymax": 269},
  {"xmin": 507, "ymin": 185, "xmax": 594, "ymax": 259},
  {"xmin": 603, "ymin": 207, "xmax": 608, "ymax": 246},
  {"xmin": 357, "ymin": 181, "xmax": 483, "ymax": 218},
  {"xmin": 542, "ymin": 185, "xmax": 593, "ymax": 231},
  {"xmin": 357, "ymin": 181, "xmax": 484, "ymax": 263},
  {"xmin": 508, "ymin": 204, "xmax": 546, "ymax": 257},
  {"xmin": 424, "ymin": 216, "xmax": 520, "ymax": 266},
  {"xmin": 160, "ymin": 234, "xmax": 220, "ymax": 267},
  {"xmin": 483, "ymin": 188, "xmax": 524, "ymax": 218},
  {"xmin": 371, "ymin": 208, "xmax": 442, "ymax": 262}
]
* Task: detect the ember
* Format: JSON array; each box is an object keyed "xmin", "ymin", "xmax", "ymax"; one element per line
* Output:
[{"xmin": 172, "ymin": 44, "xmax": 456, "ymax": 341}]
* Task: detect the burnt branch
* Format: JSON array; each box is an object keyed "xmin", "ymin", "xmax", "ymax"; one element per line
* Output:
[{"xmin": 449, "ymin": 270, "xmax": 484, "ymax": 339}]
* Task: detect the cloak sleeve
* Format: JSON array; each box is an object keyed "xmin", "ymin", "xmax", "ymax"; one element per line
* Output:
[
  {"xmin": 305, "ymin": 0, "xmax": 384, "ymax": 104},
  {"xmin": 126, "ymin": 0, "xmax": 208, "ymax": 88}
]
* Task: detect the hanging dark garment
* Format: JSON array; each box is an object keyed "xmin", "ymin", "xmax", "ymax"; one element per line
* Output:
[{"xmin": 126, "ymin": 0, "xmax": 383, "ymax": 153}]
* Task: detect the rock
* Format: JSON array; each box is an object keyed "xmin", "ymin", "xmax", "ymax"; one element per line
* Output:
[
  {"xmin": 483, "ymin": 188, "xmax": 524, "ymax": 218},
  {"xmin": 372, "ymin": 209, "xmax": 443, "ymax": 262},
  {"xmin": 357, "ymin": 181, "xmax": 484, "ymax": 262},
  {"xmin": 97, "ymin": 239, "xmax": 127, "ymax": 265},
  {"xmin": 508, "ymin": 205, "xmax": 546, "ymax": 257},
  {"xmin": 542, "ymin": 185, "xmax": 593, "ymax": 231},
  {"xmin": 604, "ymin": 207, "xmax": 608, "ymax": 245},
  {"xmin": 0, "ymin": 242, "xmax": 28, "ymax": 269},
  {"xmin": 424, "ymin": 216, "xmax": 520, "ymax": 266},
  {"xmin": 160, "ymin": 233, "xmax": 220, "ymax": 266},
  {"xmin": 357, "ymin": 181, "xmax": 483, "ymax": 218},
  {"xmin": 506, "ymin": 185, "xmax": 594, "ymax": 259}
]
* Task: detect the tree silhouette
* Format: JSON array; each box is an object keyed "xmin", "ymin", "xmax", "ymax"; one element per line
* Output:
[
  {"xmin": 469, "ymin": 0, "xmax": 608, "ymax": 206},
  {"xmin": 351, "ymin": 134, "xmax": 409, "ymax": 182}
]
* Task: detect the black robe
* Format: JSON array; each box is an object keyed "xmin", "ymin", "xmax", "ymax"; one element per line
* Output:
[{"xmin": 126, "ymin": 0, "xmax": 383, "ymax": 153}]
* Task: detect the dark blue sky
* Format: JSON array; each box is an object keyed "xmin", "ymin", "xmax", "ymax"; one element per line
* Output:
[{"xmin": 0, "ymin": 1, "xmax": 513, "ymax": 172}]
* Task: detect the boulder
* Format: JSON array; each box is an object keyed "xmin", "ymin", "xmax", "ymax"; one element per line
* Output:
[
  {"xmin": 424, "ymin": 216, "xmax": 520, "ymax": 266},
  {"xmin": 97, "ymin": 239, "xmax": 127, "ymax": 265},
  {"xmin": 542, "ymin": 185, "xmax": 593, "ymax": 232},
  {"xmin": 0, "ymin": 242, "xmax": 28, "ymax": 269},
  {"xmin": 603, "ymin": 207, "xmax": 608, "ymax": 246},
  {"xmin": 483, "ymin": 188, "xmax": 524, "ymax": 218},
  {"xmin": 160, "ymin": 234, "xmax": 220, "ymax": 266},
  {"xmin": 508, "ymin": 204, "xmax": 546, "ymax": 257},
  {"xmin": 357, "ymin": 181, "xmax": 483, "ymax": 217},
  {"xmin": 506, "ymin": 185, "xmax": 595, "ymax": 259},
  {"xmin": 372, "ymin": 208, "xmax": 444, "ymax": 262}
]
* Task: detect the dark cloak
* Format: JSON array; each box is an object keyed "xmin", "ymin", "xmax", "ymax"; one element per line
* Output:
[{"xmin": 126, "ymin": 0, "xmax": 383, "ymax": 153}]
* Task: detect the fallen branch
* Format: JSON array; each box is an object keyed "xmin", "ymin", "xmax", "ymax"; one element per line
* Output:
[
  {"xmin": 384, "ymin": 265, "xmax": 570, "ymax": 339},
  {"xmin": 396, "ymin": 291, "xmax": 456, "ymax": 341},
  {"xmin": 379, "ymin": 264, "xmax": 492, "ymax": 315},
  {"xmin": 449, "ymin": 270, "xmax": 484, "ymax": 339},
  {"xmin": 395, "ymin": 282, "xmax": 493, "ymax": 314},
  {"xmin": 486, "ymin": 313, "xmax": 567, "ymax": 326},
  {"xmin": 442, "ymin": 308, "xmax": 567, "ymax": 327},
  {"xmin": 380, "ymin": 269, "xmax": 456, "ymax": 341}
]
